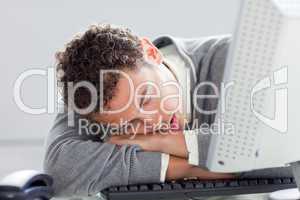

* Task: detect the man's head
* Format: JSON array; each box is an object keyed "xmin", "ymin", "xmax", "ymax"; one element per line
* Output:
[{"xmin": 57, "ymin": 24, "xmax": 183, "ymax": 134}]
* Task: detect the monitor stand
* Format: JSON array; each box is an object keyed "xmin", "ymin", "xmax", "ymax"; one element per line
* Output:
[{"xmin": 269, "ymin": 161, "xmax": 300, "ymax": 200}]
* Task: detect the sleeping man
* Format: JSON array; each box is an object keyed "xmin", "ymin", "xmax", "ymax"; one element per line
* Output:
[{"xmin": 43, "ymin": 24, "xmax": 291, "ymax": 197}]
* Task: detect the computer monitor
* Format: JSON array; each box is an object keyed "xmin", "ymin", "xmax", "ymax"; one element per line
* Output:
[{"xmin": 207, "ymin": 0, "xmax": 300, "ymax": 173}]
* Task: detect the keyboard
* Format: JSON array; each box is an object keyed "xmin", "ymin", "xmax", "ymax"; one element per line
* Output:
[{"xmin": 100, "ymin": 177, "xmax": 296, "ymax": 200}]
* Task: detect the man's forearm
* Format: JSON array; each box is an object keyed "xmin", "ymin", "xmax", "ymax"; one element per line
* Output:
[
  {"xmin": 108, "ymin": 134, "xmax": 234, "ymax": 180},
  {"xmin": 108, "ymin": 132, "xmax": 189, "ymax": 158},
  {"xmin": 160, "ymin": 133, "xmax": 188, "ymax": 158}
]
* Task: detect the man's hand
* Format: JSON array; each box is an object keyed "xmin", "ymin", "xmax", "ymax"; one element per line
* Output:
[{"xmin": 108, "ymin": 131, "xmax": 189, "ymax": 158}]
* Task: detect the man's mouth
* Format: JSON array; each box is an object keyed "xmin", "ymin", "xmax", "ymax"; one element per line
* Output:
[{"xmin": 170, "ymin": 113, "xmax": 180, "ymax": 130}]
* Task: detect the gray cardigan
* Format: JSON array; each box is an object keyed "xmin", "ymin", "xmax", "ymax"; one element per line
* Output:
[{"xmin": 43, "ymin": 35, "xmax": 292, "ymax": 197}]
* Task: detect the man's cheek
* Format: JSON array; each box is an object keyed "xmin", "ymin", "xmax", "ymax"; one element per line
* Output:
[{"xmin": 160, "ymin": 96, "xmax": 180, "ymax": 114}]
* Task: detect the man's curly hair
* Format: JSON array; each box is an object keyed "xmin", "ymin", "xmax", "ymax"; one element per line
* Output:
[{"xmin": 56, "ymin": 24, "xmax": 144, "ymax": 114}]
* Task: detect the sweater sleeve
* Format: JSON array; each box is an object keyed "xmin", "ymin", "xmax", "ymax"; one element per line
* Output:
[{"xmin": 43, "ymin": 112, "xmax": 162, "ymax": 197}]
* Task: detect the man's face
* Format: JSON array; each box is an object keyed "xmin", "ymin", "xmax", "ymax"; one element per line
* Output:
[{"xmin": 92, "ymin": 62, "xmax": 184, "ymax": 135}]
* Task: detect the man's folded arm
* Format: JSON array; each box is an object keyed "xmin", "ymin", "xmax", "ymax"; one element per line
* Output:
[{"xmin": 43, "ymin": 113, "xmax": 164, "ymax": 197}]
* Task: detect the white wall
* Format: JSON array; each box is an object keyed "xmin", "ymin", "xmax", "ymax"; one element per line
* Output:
[{"xmin": 0, "ymin": 0, "xmax": 240, "ymax": 176}]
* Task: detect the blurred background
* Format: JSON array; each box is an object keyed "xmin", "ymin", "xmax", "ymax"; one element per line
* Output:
[{"xmin": 0, "ymin": 0, "xmax": 240, "ymax": 177}]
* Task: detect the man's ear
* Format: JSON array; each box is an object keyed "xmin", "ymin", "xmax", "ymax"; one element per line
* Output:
[{"xmin": 140, "ymin": 37, "xmax": 163, "ymax": 64}]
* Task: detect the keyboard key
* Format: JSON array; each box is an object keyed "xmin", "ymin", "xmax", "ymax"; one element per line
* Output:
[
  {"xmin": 109, "ymin": 187, "xmax": 118, "ymax": 192},
  {"xmin": 195, "ymin": 183, "xmax": 204, "ymax": 189},
  {"xmin": 215, "ymin": 181, "xmax": 226, "ymax": 187},
  {"xmin": 152, "ymin": 184, "xmax": 162, "ymax": 191},
  {"xmin": 119, "ymin": 186, "xmax": 128, "ymax": 192},
  {"xmin": 239, "ymin": 180, "xmax": 249, "ymax": 186},
  {"xmin": 183, "ymin": 182, "xmax": 194, "ymax": 189},
  {"xmin": 162, "ymin": 184, "xmax": 172, "ymax": 190},
  {"xmin": 258, "ymin": 179, "xmax": 268, "ymax": 185},
  {"xmin": 129, "ymin": 186, "xmax": 138, "ymax": 191},
  {"xmin": 171, "ymin": 183, "xmax": 182, "ymax": 190},
  {"xmin": 249, "ymin": 180, "xmax": 258, "ymax": 186},
  {"xmin": 229, "ymin": 181, "xmax": 239, "ymax": 187},
  {"xmin": 205, "ymin": 182, "xmax": 214, "ymax": 188},
  {"xmin": 273, "ymin": 179, "xmax": 282, "ymax": 184},
  {"xmin": 283, "ymin": 178, "xmax": 291, "ymax": 184},
  {"xmin": 139, "ymin": 185, "xmax": 148, "ymax": 191}
]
